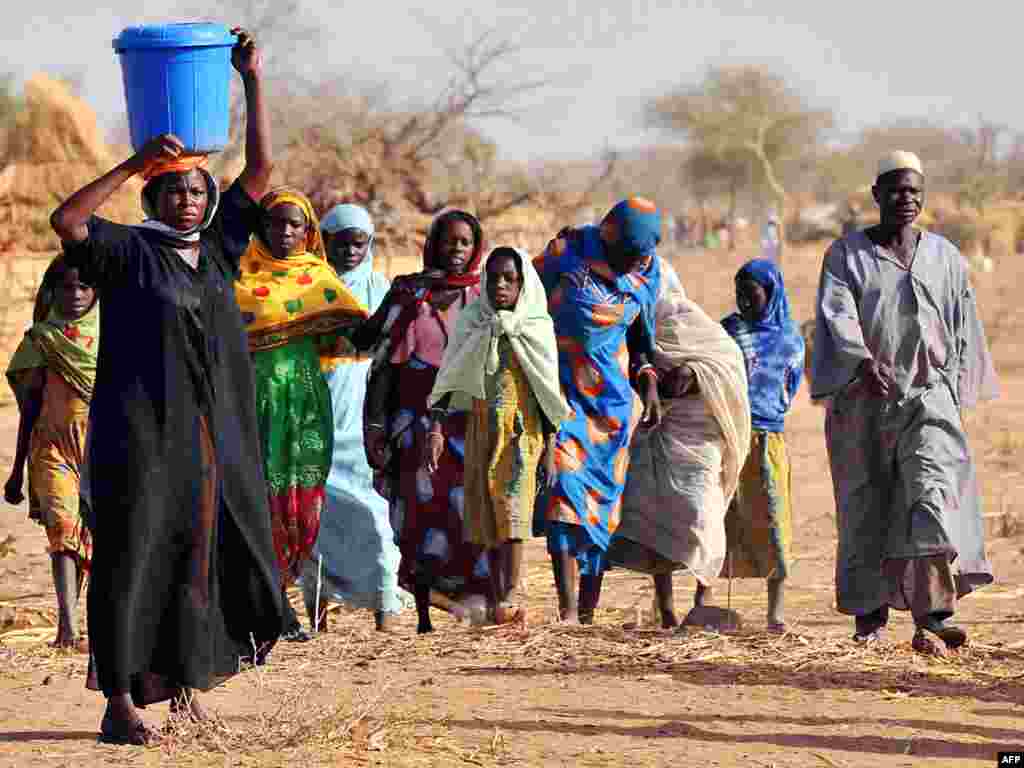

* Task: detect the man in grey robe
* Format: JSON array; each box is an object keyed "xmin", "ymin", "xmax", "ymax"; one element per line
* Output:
[{"xmin": 810, "ymin": 150, "xmax": 999, "ymax": 651}]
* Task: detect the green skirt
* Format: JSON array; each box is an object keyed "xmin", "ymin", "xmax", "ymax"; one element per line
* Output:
[{"xmin": 253, "ymin": 337, "xmax": 333, "ymax": 583}]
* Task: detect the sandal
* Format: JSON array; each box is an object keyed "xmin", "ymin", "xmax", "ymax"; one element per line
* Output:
[
  {"xmin": 281, "ymin": 627, "xmax": 313, "ymax": 643},
  {"xmin": 853, "ymin": 628, "xmax": 884, "ymax": 645}
]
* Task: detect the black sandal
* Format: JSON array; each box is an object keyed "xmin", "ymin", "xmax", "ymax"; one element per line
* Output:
[{"xmin": 281, "ymin": 626, "xmax": 313, "ymax": 643}]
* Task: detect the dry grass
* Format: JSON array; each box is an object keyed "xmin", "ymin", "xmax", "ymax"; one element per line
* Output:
[{"xmin": 8, "ymin": 595, "xmax": 1022, "ymax": 759}]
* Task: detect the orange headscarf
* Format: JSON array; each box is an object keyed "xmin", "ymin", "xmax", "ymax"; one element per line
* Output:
[{"xmin": 141, "ymin": 154, "xmax": 209, "ymax": 181}]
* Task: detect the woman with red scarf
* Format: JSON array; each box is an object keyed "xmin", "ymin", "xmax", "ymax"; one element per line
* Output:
[{"xmin": 353, "ymin": 210, "xmax": 490, "ymax": 633}]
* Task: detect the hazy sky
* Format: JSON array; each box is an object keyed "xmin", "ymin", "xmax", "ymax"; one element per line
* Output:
[{"xmin": 6, "ymin": 1, "xmax": 1022, "ymax": 161}]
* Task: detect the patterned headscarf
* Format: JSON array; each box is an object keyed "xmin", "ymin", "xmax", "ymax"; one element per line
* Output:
[
  {"xmin": 235, "ymin": 187, "xmax": 366, "ymax": 352},
  {"xmin": 7, "ymin": 257, "xmax": 99, "ymax": 402}
]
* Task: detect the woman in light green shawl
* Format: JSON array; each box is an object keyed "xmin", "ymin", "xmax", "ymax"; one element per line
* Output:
[
  {"xmin": 426, "ymin": 247, "xmax": 570, "ymax": 624},
  {"xmin": 5, "ymin": 256, "xmax": 98, "ymax": 650}
]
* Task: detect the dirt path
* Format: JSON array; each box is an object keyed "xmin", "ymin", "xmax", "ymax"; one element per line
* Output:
[{"xmin": 1, "ymin": 245, "xmax": 1022, "ymax": 767}]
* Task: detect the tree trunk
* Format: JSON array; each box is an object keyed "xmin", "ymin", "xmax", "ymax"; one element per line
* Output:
[
  {"xmin": 727, "ymin": 177, "xmax": 738, "ymax": 252},
  {"xmin": 748, "ymin": 142, "xmax": 787, "ymax": 264}
]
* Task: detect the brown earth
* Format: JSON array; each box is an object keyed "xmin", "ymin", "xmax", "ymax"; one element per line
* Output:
[{"xmin": 0, "ymin": 242, "xmax": 1022, "ymax": 768}]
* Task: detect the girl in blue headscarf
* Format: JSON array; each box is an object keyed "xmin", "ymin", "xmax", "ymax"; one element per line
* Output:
[
  {"xmin": 717, "ymin": 258, "xmax": 804, "ymax": 633},
  {"xmin": 533, "ymin": 197, "xmax": 663, "ymax": 624},
  {"xmin": 301, "ymin": 203, "xmax": 407, "ymax": 632}
]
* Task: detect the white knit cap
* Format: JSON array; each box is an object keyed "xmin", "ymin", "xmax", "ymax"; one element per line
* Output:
[{"xmin": 877, "ymin": 150, "xmax": 924, "ymax": 179}]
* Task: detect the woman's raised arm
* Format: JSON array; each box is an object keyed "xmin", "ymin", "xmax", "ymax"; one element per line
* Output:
[
  {"xmin": 231, "ymin": 28, "xmax": 273, "ymax": 202},
  {"xmin": 50, "ymin": 135, "xmax": 184, "ymax": 244}
]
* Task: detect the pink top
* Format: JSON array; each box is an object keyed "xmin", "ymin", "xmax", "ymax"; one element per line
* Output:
[{"xmin": 389, "ymin": 286, "xmax": 481, "ymax": 368}]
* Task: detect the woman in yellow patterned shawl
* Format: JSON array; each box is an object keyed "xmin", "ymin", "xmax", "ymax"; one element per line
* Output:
[
  {"xmin": 5, "ymin": 256, "xmax": 98, "ymax": 651},
  {"xmin": 235, "ymin": 187, "xmax": 366, "ymax": 641}
]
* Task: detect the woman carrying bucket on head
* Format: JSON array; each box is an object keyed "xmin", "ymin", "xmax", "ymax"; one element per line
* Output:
[{"xmin": 51, "ymin": 28, "xmax": 282, "ymax": 745}]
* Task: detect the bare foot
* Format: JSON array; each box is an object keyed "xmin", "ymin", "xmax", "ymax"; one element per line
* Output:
[
  {"xmin": 53, "ymin": 633, "xmax": 89, "ymax": 653},
  {"xmin": 375, "ymin": 611, "xmax": 399, "ymax": 633},
  {"xmin": 911, "ymin": 628, "xmax": 948, "ymax": 657},
  {"xmin": 100, "ymin": 697, "xmax": 160, "ymax": 746}
]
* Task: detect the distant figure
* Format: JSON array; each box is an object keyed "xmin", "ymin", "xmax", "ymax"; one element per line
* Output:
[
  {"xmin": 760, "ymin": 212, "xmax": 781, "ymax": 262},
  {"xmin": 841, "ymin": 202, "xmax": 861, "ymax": 236},
  {"xmin": 664, "ymin": 214, "xmax": 678, "ymax": 244},
  {"xmin": 676, "ymin": 215, "xmax": 691, "ymax": 247},
  {"xmin": 811, "ymin": 151, "xmax": 999, "ymax": 652}
]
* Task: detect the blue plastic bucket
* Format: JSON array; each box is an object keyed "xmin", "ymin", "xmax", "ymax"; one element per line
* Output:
[{"xmin": 113, "ymin": 23, "xmax": 235, "ymax": 153}]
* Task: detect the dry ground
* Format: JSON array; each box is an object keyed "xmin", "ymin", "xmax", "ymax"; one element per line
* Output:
[{"xmin": 1, "ymin": 241, "xmax": 1022, "ymax": 768}]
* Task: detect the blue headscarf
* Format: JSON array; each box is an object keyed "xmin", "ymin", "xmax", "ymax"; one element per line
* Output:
[
  {"xmin": 320, "ymin": 203, "xmax": 390, "ymax": 313},
  {"xmin": 600, "ymin": 197, "xmax": 662, "ymax": 257},
  {"xmin": 736, "ymin": 258, "xmax": 792, "ymax": 330},
  {"xmin": 722, "ymin": 259, "xmax": 804, "ymax": 432}
]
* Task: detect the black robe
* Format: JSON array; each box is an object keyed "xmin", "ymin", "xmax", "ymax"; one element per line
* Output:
[{"xmin": 65, "ymin": 182, "xmax": 282, "ymax": 701}]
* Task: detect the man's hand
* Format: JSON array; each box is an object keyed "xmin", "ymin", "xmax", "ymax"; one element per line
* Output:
[{"xmin": 857, "ymin": 358, "xmax": 895, "ymax": 398}]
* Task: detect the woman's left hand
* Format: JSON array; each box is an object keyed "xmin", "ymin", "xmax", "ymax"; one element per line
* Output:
[
  {"xmin": 639, "ymin": 375, "xmax": 663, "ymax": 430},
  {"xmin": 424, "ymin": 431, "xmax": 445, "ymax": 474},
  {"xmin": 4, "ymin": 469, "xmax": 24, "ymax": 505},
  {"xmin": 230, "ymin": 28, "xmax": 262, "ymax": 77}
]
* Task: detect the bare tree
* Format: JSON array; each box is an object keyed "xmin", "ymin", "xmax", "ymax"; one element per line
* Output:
[
  {"xmin": 175, "ymin": 0, "xmax": 324, "ymax": 177},
  {"xmin": 280, "ymin": 27, "xmax": 558, "ymax": 225},
  {"xmin": 954, "ymin": 116, "xmax": 1008, "ymax": 216},
  {"xmin": 0, "ymin": 74, "xmax": 21, "ymax": 161},
  {"xmin": 650, "ymin": 65, "xmax": 832, "ymax": 258}
]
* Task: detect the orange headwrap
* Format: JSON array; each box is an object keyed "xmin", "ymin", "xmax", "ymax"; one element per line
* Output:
[{"xmin": 141, "ymin": 154, "xmax": 209, "ymax": 181}]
